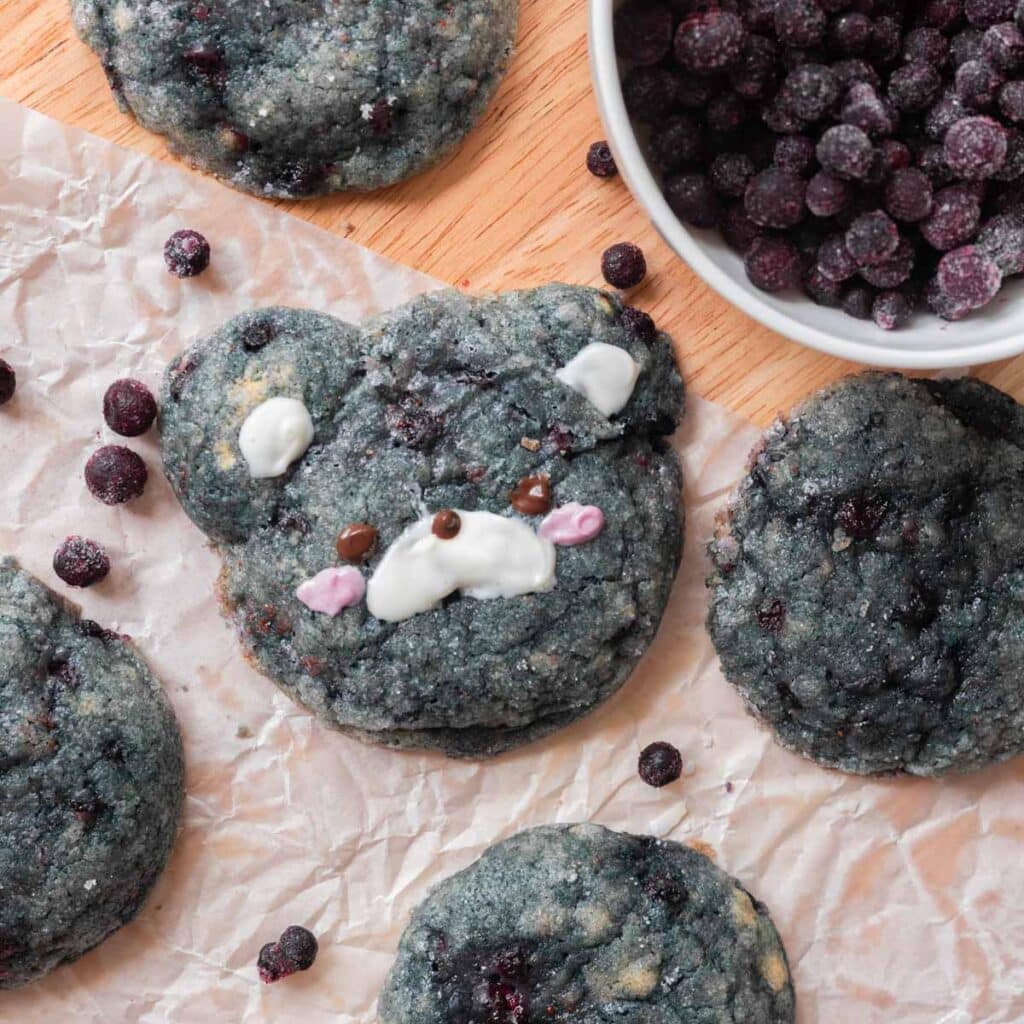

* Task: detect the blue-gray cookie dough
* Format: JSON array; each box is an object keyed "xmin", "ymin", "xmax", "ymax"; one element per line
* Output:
[
  {"xmin": 708, "ymin": 371, "xmax": 1024, "ymax": 777},
  {"xmin": 0, "ymin": 559, "xmax": 184, "ymax": 989},
  {"xmin": 71, "ymin": 0, "xmax": 518, "ymax": 197},
  {"xmin": 159, "ymin": 285, "xmax": 684, "ymax": 757},
  {"xmin": 378, "ymin": 823, "xmax": 795, "ymax": 1023}
]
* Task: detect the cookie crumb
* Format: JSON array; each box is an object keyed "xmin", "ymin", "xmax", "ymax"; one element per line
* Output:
[
  {"xmin": 520, "ymin": 436, "xmax": 541, "ymax": 452},
  {"xmin": 236, "ymin": 724, "xmax": 252, "ymax": 739}
]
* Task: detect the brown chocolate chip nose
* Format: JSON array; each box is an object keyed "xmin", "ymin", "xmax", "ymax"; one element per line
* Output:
[
  {"xmin": 509, "ymin": 473, "xmax": 552, "ymax": 515},
  {"xmin": 432, "ymin": 509, "xmax": 461, "ymax": 540},
  {"xmin": 336, "ymin": 523, "xmax": 378, "ymax": 562}
]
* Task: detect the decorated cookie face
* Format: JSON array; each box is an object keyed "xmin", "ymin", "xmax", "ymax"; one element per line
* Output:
[{"xmin": 160, "ymin": 285, "xmax": 684, "ymax": 757}]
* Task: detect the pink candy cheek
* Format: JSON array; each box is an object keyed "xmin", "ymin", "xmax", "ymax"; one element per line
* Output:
[
  {"xmin": 296, "ymin": 568, "xmax": 366, "ymax": 615},
  {"xmin": 539, "ymin": 503, "xmax": 605, "ymax": 545},
  {"xmin": 572, "ymin": 507, "xmax": 604, "ymax": 542}
]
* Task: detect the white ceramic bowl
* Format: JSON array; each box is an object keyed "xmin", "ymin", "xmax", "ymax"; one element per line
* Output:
[{"xmin": 589, "ymin": 0, "xmax": 1024, "ymax": 369}]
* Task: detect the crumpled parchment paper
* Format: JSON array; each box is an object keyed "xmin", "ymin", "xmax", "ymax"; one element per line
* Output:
[{"xmin": 1, "ymin": 98, "xmax": 1022, "ymax": 1024}]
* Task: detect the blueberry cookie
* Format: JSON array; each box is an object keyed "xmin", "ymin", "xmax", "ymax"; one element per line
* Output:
[
  {"xmin": 378, "ymin": 823, "xmax": 795, "ymax": 1023},
  {"xmin": 708, "ymin": 371, "xmax": 1024, "ymax": 777},
  {"xmin": 160, "ymin": 286, "xmax": 684, "ymax": 757},
  {"xmin": 71, "ymin": 0, "xmax": 519, "ymax": 196},
  {"xmin": 0, "ymin": 559, "xmax": 184, "ymax": 988}
]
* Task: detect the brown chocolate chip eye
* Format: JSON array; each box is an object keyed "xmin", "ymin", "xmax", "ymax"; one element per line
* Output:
[
  {"xmin": 509, "ymin": 473, "xmax": 553, "ymax": 515},
  {"xmin": 336, "ymin": 522, "xmax": 378, "ymax": 562},
  {"xmin": 432, "ymin": 509, "xmax": 461, "ymax": 540}
]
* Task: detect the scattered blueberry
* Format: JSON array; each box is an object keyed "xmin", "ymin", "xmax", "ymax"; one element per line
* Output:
[
  {"xmin": 103, "ymin": 379, "xmax": 157, "ymax": 437},
  {"xmin": 621, "ymin": 305, "xmax": 657, "ymax": 341},
  {"xmin": 53, "ymin": 537, "xmax": 110, "ymax": 588},
  {"xmin": 638, "ymin": 741, "xmax": 683, "ymax": 787},
  {"xmin": 258, "ymin": 925, "xmax": 318, "ymax": 984},
  {"xmin": 601, "ymin": 242, "xmax": 647, "ymax": 289},
  {"xmin": 872, "ymin": 290, "xmax": 913, "ymax": 329},
  {"xmin": 0, "ymin": 359, "xmax": 14, "ymax": 406},
  {"xmin": 586, "ymin": 141, "xmax": 618, "ymax": 178},
  {"xmin": 163, "ymin": 229, "xmax": 211, "ymax": 278},
  {"xmin": 745, "ymin": 236, "xmax": 802, "ymax": 291},
  {"xmin": 84, "ymin": 446, "xmax": 148, "ymax": 505}
]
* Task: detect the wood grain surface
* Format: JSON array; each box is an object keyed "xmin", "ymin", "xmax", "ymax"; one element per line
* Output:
[{"xmin": 3, "ymin": 0, "xmax": 1024, "ymax": 421}]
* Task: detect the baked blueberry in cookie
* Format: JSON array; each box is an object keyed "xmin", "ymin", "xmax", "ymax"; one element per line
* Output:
[
  {"xmin": 709, "ymin": 371, "xmax": 1024, "ymax": 776},
  {"xmin": 0, "ymin": 559, "xmax": 184, "ymax": 988},
  {"xmin": 378, "ymin": 823, "xmax": 795, "ymax": 1023},
  {"xmin": 159, "ymin": 286, "xmax": 684, "ymax": 756},
  {"xmin": 71, "ymin": 0, "xmax": 519, "ymax": 196}
]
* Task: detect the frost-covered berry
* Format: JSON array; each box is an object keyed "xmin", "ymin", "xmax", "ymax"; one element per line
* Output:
[
  {"xmin": 955, "ymin": 60, "xmax": 1005, "ymax": 108},
  {"xmin": 977, "ymin": 211, "xmax": 1024, "ymax": 272},
  {"xmin": 842, "ymin": 83, "xmax": 897, "ymax": 138},
  {"xmin": 806, "ymin": 170, "xmax": 852, "ymax": 216},
  {"xmin": 745, "ymin": 235, "xmax": 803, "ymax": 291},
  {"xmin": 53, "ymin": 537, "xmax": 110, "ymax": 588},
  {"xmin": 859, "ymin": 238, "xmax": 915, "ymax": 287},
  {"xmin": 817, "ymin": 233, "xmax": 860, "ymax": 281},
  {"xmin": 921, "ymin": 184, "xmax": 983, "ymax": 249},
  {"xmin": 904, "ymin": 27, "xmax": 950, "ymax": 67},
  {"xmin": 817, "ymin": 123, "xmax": 875, "ymax": 179},
  {"xmin": 674, "ymin": 10, "xmax": 747, "ymax": 72},
  {"xmin": 601, "ymin": 243, "xmax": 647, "ymax": 288},
  {"xmin": 774, "ymin": 0, "xmax": 827, "ymax": 47},
  {"xmin": 773, "ymin": 134, "xmax": 817, "ymax": 174},
  {"xmin": 803, "ymin": 266, "xmax": 845, "ymax": 305},
  {"xmin": 649, "ymin": 115, "xmax": 704, "ymax": 171},
  {"xmin": 841, "ymin": 285, "xmax": 875, "ymax": 318},
  {"xmin": 998, "ymin": 79, "xmax": 1024, "ymax": 120},
  {"xmin": 884, "ymin": 168, "xmax": 934, "ymax": 222},
  {"xmin": 614, "ymin": 2, "xmax": 674, "ymax": 66},
  {"xmin": 665, "ymin": 172, "xmax": 720, "ymax": 227},
  {"xmin": 944, "ymin": 115, "xmax": 1008, "ymax": 177},
  {"xmin": 85, "ymin": 446, "xmax": 148, "ymax": 505},
  {"xmin": 966, "ymin": 0, "xmax": 1015, "ymax": 28},
  {"xmin": 829, "ymin": 12, "xmax": 873, "ymax": 56},
  {"xmin": 103, "ymin": 379, "xmax": 157, "ymax": 437},
  {"xmin": 779, "ymin": 64, "xmax": 839, "ymax": 121},
  {"xmin": 720, "ymin": 203, "xmax": 765, "ymax": 253},
  {"xmin": 710, "ymin": 153, "xmax": 756, "ymax": 197},
  {"xmin": 729, "ymin": 34, "xmax": 780, "ymax": 99},
  {"xmin": 936, "ymin": 245, "xmax": 1004, "ymax": 307},
  {"xmin": 744, "ymin": 167, "xmax": 807, "ymax": 227},
  {"xmin": 926, "ymin": 90, "xmax": 969, "ymax": 140},
  {"xmin": 845, "ymin": 210, "xmax": 899, "ymax": 266},
  {"xmin": 982, "ymin": 22, "xmax": 1024, "ymax": 70},
  {"xmin": 586, "ymin": 141, "xmax": 618, "ymax": 177},
  {"xmin": 889, "ymin": 61, "xmax": 943, "ymax": 112},
  {"xmin": 163, "ymin": 230, "xmax": 210, "ymax": 278},
  {"xmin": 872, "ymin": 290, "xmax": 913, "ymax": 329}
]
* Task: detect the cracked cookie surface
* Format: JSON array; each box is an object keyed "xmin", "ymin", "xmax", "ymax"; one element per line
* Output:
[
  {"xmin": 708, "ymin": 371, "xmax": 1024, "ymax": 777},
  {"xmin": 0, "ymin": 559, "xmax": 184, "ymax": 989},
  {"xmin": 378, "ymin": 823, "xmax": 795, "ymax": 1023},
  {"xmin": 71, "ymin": 0, "xmax": 519, "ymax": 196},
  {"xmin": 159, "ymin": 286, "xmax": 684, "ymax": 757}
]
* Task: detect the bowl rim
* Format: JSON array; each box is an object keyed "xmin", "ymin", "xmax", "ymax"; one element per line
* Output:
[{"xmin": 587, "ymin": 0, "xmax": 1024, "ymax": 370}]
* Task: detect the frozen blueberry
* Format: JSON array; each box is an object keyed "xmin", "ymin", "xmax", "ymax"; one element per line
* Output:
[
  {"xmin": 258, "ymin": 925, "xmax": 318, "ymax": 984},
  {"xmin": 665, "ymin": 172, "xmax": 721, "ymax": 227},
  {"xmin": 258, "ymin": 943, "xmax": 294, "ymax": 984},
  {"xmin": 845, "ymin": 210, "xmax": 899, "ymax": 265},
  {"xmin": 744, "ymin": 167, "xmax": 807, "ymax": 227},
  {"xmin": 998, "ymin": 79, "xmax": 1024, "ymax": 120},
  {"xmin": 586, "ymin": 141, "xmax": 618, "ymax": 178},
  {"xmin": 649, "ymin": 115, "xmax": 704, "ymax": 171},
  {"xmin": 0, "ymin": 359, "xmax": 14, "ymax": 406},
  {"xmin": 803, "ymin": 265, "xmax": 845, "ymax": 305},
  {"xmin": 904, "ymin": 27, "xmax": 950, "ymax": 67},
  {"xmin": 622, "ymin": 66, "xmax": 680, "ymax": 122},
  {"xmin": 937, "ymin": 245, "xmax": 1004, "ymax": 307},
  {"xmin": 706, "ymin": 91, "xmax": 748, "ymax": 136},
  {"xmin": 924, "ymin": 0, "xmax": 967, "ymax": 31},
  {"xmin": 601, "ymin": 242, "xmax": 647, "ymax": 288},
  {"xmin": 884, "ymin": 167, "xmax": 934, "ymax": 221},
  {"xmin": 966, "ymin": 0, "xmax": 1016, "ymax": 27},
  {"xmin": 859, "ymin": 237, "xmax": 915, "ymax": 286},
  {"xmin": 620, "ymin": 305, "xmax": 657, "ymax": 341},
  {"xmin": 638, "ymin": 741, "xmax": 683, "ymax": 787},
  {"xmin": 762, "ymin": 97, "xmax": 809, "ymax": 134},
  {"xmin": 84, "ymin": 445, "xmax": 148, "ymax": 505},
  {"xmin": 779, "ymin": 64, "xmax": 839, "ymax": 121},
  {"xmin": 944, "ymin": 115, "xmax": 1008, "ymax": 177},
  {"xmin": 841, "ymin": 284, "xmax": 876, "ymax": 318},
  {"xmin": 730, "ymin": 33, "xmax": 781, "ymax": 99},
  {"xmin": 955, "ymin": 60, "xmax": 1005, "ymax": 108},
  {"xmin": 720, "ymin": 203, "xmax": 766, "ymax": 252},
  {"xmin": 982, "ymin": 22, "xmax": 1024, "ymax": 70},
  {"xmin": 926, "ymin": 276, "xmax": 973, "ymax": 319},
  {"xmin": 103, "ymin": 379, "xmax": 157, "ymax": 437},
  {"xmin": 745, "ymin": 235, "xmax": 803, "ymax": 290},
  {"xmin": 806, "ymin": 170, "xmax": 852, "ymax": 215},
  {"xmin": 925, "ymin": 90, "xmax": 969, "ymax": 140},
  {"xmin": 888, "ymin": 61, "xmax": 943, "ymax": 112},
  {"xmin": 614, "ymin": 2, "xmax": 675, "ymax": 65},
  {"xmin": 872, "ymin": 289, "xmax": 913, "ymax": 329},
  {"xmin": 710, "ymin": 152, "xmax": 756, "ymax": 197},
  {"xmin": 977, "ymin": 211, "xmax": 1024, "ymax": 272},
  {"xmin": 773, "ymin": 134, "xmax": 818, "ymax": 174},
  {"xmin": 918, "ymin": 143, "xmax": 957, "ymax": 186},
  {"xmin": 163, "ymin": 229, "xmax": 211, "ymax": 278},
  {"xmin": 743, "ymin": 0, "xmax": 777, "ymax": 33},
  {"xmin": 921, "ymin": 184, "xmax": 983, "ymax": 248},
  {"xmin": 952, "ymin": 27, "xmax": 987, "ymax": 66},
  {"xmin": 817, "ymin": 233, "xmax": 860, "ymax": 280},
  {"xmin": 829, "ymin": 12, "xmax": 873, "ymax": 56},
  {"xmin": 870, "ymin": 16, "xmax": 902, "ymax": 66},
  {"xmin": 993, "ymin": 124, "xmax": 1024, "ymax": 177},
  {"xmin": 817, "ymin": 123, "xmax": 875, "ymax": 178},
  {"xmin": 674, "ymin": 10, "xmax": 747, "ymax": 72},
  {"xmin": 53, "ymin": 537, "xmax": 110, "ymax": 588},
  {"xmin": 831, "ymin": 58, "xmax": 882, "ymax": 92},
  {"xmin": 841, "ymin": 82, "xmax": 897, "ymax": 137},
  {"xmin": 774, "ymin": 0, "xmax": 827, "ymax": 48}
]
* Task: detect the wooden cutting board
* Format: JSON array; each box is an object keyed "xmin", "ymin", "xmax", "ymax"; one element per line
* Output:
[{"xmin": 3, "ymin": 0, "xmax": 1024, "ymax": 422}]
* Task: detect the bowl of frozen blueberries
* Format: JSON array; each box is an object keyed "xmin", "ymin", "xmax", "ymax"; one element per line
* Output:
[{"xmin": 590, "ymin": 0, "xmax": 1024, "ymax": 368}]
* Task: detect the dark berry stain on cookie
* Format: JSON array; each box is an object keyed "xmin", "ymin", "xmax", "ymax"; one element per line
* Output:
[
  {"xmin": 835, "ymin": 495, "xmax": 887, "ymax": 539},
  {"xmin": 601, "ymin": 242, "xmax": 647, "ymax": 289},
  {"xmin": 84, "ymin": 446, "xmax": 148, "ymax": 506},
  {"xmin": 586, "ymin": 140, "xmax": 618, "ymax": 178},
  {"xmin": 182, "ymin": 43, "xmax": 225, "ymax": 77},
  {"xmin": 258, "ymin": 925, "xmax": 318, "ymax": 984},
  {"xmin": 366, "ymin": 99, "xmax": 395, "ymax": 137},
  {"xmin": 0, "ymin": 359, "xmax": 15, "ymax": 406},
  {"xmin": 508, "ymin": 474, "xmax": 552, "ymax": 516},
  {"xmin": 756, "ymin": 599, "xmax": 786, "ymax": 634},
  {"xmin": 336, "ymin": 522, "xmax": 378, "ymax": 562},
  {"xmin": 432, "ymin": 509, "xmax": 461, "ymax": 540},
  {"xmin": 241, "ymin": 319, "xmax": 277, "ymax": 352},
  {"xmin": 103, "ymin": 379, "xmax": 157, "ymax": 437},
  {"xmin": 386, "ymin": 400, "xmax": 444, "ymax": 450},
  {"xmin": 53, "ymin": 537, "xmax": 111, "ymax": 588},
  {"xmin": 169, "ymin": 353, "xmax": 202, "ymax": 401},
  {"xmin": 643, "ymin": 872, "xmax": 686, "ymax": 905},
  {"xmin": 620, "ymin": 304, "xmax": 656, "ymax": 341},
  {"xmin": 163, "ymin": 230, "xmax": 211, "ymax": 278},
  {"xmin": 638, "ymin": 740, "xmax": 683, "ymax": 787}
]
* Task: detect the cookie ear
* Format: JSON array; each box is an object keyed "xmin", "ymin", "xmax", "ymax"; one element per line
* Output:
[{"xmin": 159, "ymin": 307, "xmax": 362, "ymax": 545}]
